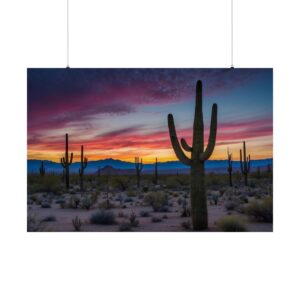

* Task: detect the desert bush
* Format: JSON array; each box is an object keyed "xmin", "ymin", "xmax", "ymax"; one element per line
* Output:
[
  {"xmin": 98, "ymin": 201, "xmax": 115, "ymax": 209},
  {"xmin": 181, "ymin": 221, "xmax": 191, "ymax": 230},
  {"xmin": 126, "ymin": 190, "xmax": 137, "ymax": 197},
  {"xmin": 144, "ymin": 191, "xmax": 168, "ymax": 212},
  {"xmin": 41, "ymin": 215, "xmax": 56, "ymax": 222},
  {"xmin": 124, "ymin": 197, "xmax": 133, "ymax": 203},
  {"xmin": 119, "ymin": 222, "xmax": 132, "ymax": 231},
  {"xmin": 112, "ymin": 176, "xmax": 130, "ymax": 191},
  {"xmin": 139, "ymin": 210, "xmax": 151, "ymax": 217},
  {"xmin": 118, "ymin": 211, "xmax": 128, "ymax": 218},
  {"xmin": 90, "ymin": 210, "xmax": 116, "ymax": 225},
  {"xmin": 72, "ymin": 216, "xmax": 82, "ymax": 231},
  {"xmin": 245, "ymin": 197, "xmax": 273, "ymax": 222},
  {"xmin": 41, "ymin": 201, "xmax": 51, "ymax": 208},
  {"xmin": 55, "ymin": 199, "xmax": 65, "ymax": 204},
  {"xmin": 151, "ymin": 216, "xmax": 162, "ymax": 223},
  {"xmin": 217, "ymin": 216, "xmax": 246, "ymax": 232},
  {"xmin": 27, "ymin": 214, "xmax": 43, "ymax": 232},
  {"xmin": 129, "ymin": 211, "xmax": 139, "ymax": 227},
  {"xmin": 225, "ymin": 201, "xmax": 238, "ymax": 211},
  {"xmin": 142, "ymin": 186, "xmax": 149, "ymax": 193},
  {"xmin": 80, "ymin": 194, "xmax": 97, "ymax": 210}
]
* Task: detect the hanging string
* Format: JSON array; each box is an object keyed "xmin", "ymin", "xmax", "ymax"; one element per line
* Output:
[
  {"xmin": 231, "ymin": 0, "xmax": 234, "ymax": 68},
  {"xmin": 66, "ymin": 0, "xmax": 70, "ymax": 68}
]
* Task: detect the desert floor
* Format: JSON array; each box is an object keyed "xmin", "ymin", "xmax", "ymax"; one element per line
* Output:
[{"xmin": 27, "ymin": 173, "xmax": 273, "ymax": 232}]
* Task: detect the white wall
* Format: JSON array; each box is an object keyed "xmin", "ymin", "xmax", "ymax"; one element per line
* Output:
[{"xmin": 0, "ymin": 1, "xmax": 299, "ymax": 299}]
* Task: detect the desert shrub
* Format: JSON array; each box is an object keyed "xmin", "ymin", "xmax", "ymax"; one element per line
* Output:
[
  {"xmin": 217, "ymin": 216, "xmax": 246, "ymax": 232},
  {"xmin": 245, "ymin": 197, "xmax": 273, "ymax": 222},
  {"xmin": 119, "ymin": 222, "xmax": 132, "ymax": 231},
  {"xmin": 65, "ymin": 196, "xmax": 80, "ymax": 209},
  {"xmin": 90, "ymin": 210, "xmax": 116, "ymax": 225},
  {"xmin": 166, "ymin": 175, "xmax": 189, "ymax": 189},
  {"xmin": 98, "ymin": 201, "xmax": 115, "ymax": 209},
  {"xmin": 30, "ymin": 195, "xmax": 37, "ymax": 202},
  {"xmin": 144, "ymin": 191, "xmax": 168, "ymax": 212},
  {"xmin": 142, "ymin": 186, "xmax": 149, "ymax": 193},
  {"xmin": 55, "ymin": 199, "xmax": 65, "ymax": 204},
  {"xmin": 80, "ymin": 195, "xmax": 97, "ymax": 210},
  {"xmin": 151, "ymin": 216, "xmax": 162, "ymax": 223},
  {"xmin": 27, "ymin": 214, "xmax": 43, "ymax": 232},
  {"xmin": 129, "ymin": 211, "xmax": 139, "ymax": 227},
  {"xmin": 181, "ymin": 221, "xmax": 191, "ymax": 230},
  {"xmin": 124, "ymin": 197, "xmax": 133, "ymax": 203},
  {"xmin": 118, "ymin": 211, "xmax": 128, "ymax": 218},
  {"xmin": 41, "ymin": 215, "xmax": 56, "ymax": 222},
  {"xmin": 112, "ymin": 176, "xmax": 130, "ymax": 191},
  {"xmin": 126, "ymin": 190, "xmax": 137, "ymax": 197},
  {"xmin": 41, "ymin": 201, "xmax": 51, "ymax": 208},
  {"xmin": 225, "ymin": 201, "xmax": 238, "ymax": 211},
  {"xmin": 239, "ymin": 196, "xmax": 248, "ymax": 203},
  {"xmin": 72, "ymin": 216, "xmax": 82, "ymax": 231},
  {"xmin": 162, "ymin": 214, "xmax": 168, "ymax": 219},
  {"xmin": 139, "ymin": 210, "xmax": 151, "ymax": 217}
]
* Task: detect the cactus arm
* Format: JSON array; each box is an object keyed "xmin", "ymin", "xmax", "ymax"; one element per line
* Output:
[
  {"xmin": 140, "ymin": 159, "xmax": 143, "ymax": 171},
  {"xmin": 69, "ymin": 152, "xmax": 73, "ymax": 165},
  {"xmin": 247, "ymin": 155, "xmax": 251, "ymax": 172},
  {"xmin": 181, "ymin": 138, "xmax": 192, "ymax": 152},
  {"xmin": 84, "ymin": 158, "xmax": 88, "ymax": 168},
  {"xmin": 168, "ymin": 114, "xmax": 191, "ymax": 166},
  {"xmin": 199, "ymin": 103, "xmax": 218, "ymax": 161}
]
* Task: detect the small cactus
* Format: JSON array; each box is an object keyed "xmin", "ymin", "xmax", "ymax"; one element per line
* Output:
[
  {"xmin": 240, "ymin": 141, "xmax": 251, "ymax": 185},
  {"xmin": 72, "ymin": 216, "xmax": 82, "ymax": 231},
  {"xmin": 135, "ymin": 157, "xmax": 143, "ymax": 188},
  {"xmin": 227, "ymin": 148, "xmax": 233, "ymax": 186},
  {"xmin": 78, "ymin": 145, "xmax": 88, "ymax": 192},
  {"xmin": 39, "ymin": 161, "xmax": 45, "ymax": 176},
  {"xmin": 60, "ymin": 134, "xmax": 73, "ymax": 189},
  {"xmin": 154, "ymin": 157, "xmax": 158, "ymax": 184},
  {"xmin": 168, "ymin": 80, "xmax": 218, "ymax": 230}
]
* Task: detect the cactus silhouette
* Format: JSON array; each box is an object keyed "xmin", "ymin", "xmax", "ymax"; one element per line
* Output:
[
  {"xmin": 168, "ymin": 80, "xmax": 218, "ymax": 230},
  {"xmin": 154, "ymin": 157, "xmax": 158, "ymax": 185},
  {"xmin": 79, "ymin": 145, "xmax": 88, "ymax": 192},
  {"xmin": 39, "ymin": 161, "xmax": 45, "ymax": 176},
  {"xmin": 60, "ymin": 133, "xmax": 73, "ymax": 189},
  {"xmin": 239, "ymin": 141, "xmax": 251, "ymax": 185},
  {"xmin": 227, "ymin": 148, "xmax": 233, "ymax": 186},
  {"xmin": 135, "ymin": 157, "xmax": 143, "ymax": 188}
]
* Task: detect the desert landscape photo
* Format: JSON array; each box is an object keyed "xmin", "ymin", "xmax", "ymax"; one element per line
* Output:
[{"xmin": 27, "ymin": 68, "xmax": 273, "ymax": 232}]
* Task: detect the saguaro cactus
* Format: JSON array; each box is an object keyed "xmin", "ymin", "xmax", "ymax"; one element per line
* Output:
[
  {"xmin": 39, "ymin": 161, "xmax": 45, "ymax": 176},
  {"xmin": 240, "ymin": 141, "xmax": 251, "ymax": 185},
  {"xmin": 154, "ymin": 157, "xmax": 158, "ymax": 185},
  {"xmin": 60, "ymin": 133, "xmax": 73, "ymax": 189},
  {"xmin": 227, "ymin": 148, "xmax": 233, "ymax": 186},
  {"xmin": 135, "ymin": 157, "xmax": 143, "ymax": 188},
  {"xmin": 79, "ymin": 145, "xmax": 88, "ymax": 192},
  {"xmin": 168, "ymin": 80, "xmax": 218, "ymax": 230}
]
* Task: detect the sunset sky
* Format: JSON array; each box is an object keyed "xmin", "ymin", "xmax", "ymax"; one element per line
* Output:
[{"xmin": 27, "ymin": 68, "xmax": 273, "ymax": 163}]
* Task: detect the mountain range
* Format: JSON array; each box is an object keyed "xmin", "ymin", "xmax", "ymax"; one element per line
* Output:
[{"xmin": 28, "ymin": 158, "xmax": 273, "ymax": 174}]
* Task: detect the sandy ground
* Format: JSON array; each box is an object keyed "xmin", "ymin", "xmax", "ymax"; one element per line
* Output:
[{"xmin": 27, "ymin": 187, "xmax": 273, "ymax": 232}]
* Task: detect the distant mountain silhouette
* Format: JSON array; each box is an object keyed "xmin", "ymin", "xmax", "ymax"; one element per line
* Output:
[{"xmin": 27, "ymin": 158, "xmax": 273, "ymax": 174}]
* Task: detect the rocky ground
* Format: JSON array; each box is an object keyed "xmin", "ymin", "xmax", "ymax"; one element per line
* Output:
[{"xmin": 27, "ymin": 173, "xmax": 273, "ymax": 232}]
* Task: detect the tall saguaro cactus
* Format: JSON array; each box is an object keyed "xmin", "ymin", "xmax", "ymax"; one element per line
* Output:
[
  {"xmin": 39, "ymin": 161, "xmax": 45, "ymax": 176},
  {"xmin": 240, "ymin": 141, "xmax": 251, "ymax": 185},
  {"xmin": 60, "ymin": 134, "xmax": 73, "ymax": 189},
  {"xmin": 79, "ymin": 145, "xmax": 88, "ymax": 192},
  {"xmin": 168, "ymin": 80, "xmax": 218, "ymax": 230},
  {"xmin": 135, "ymin": 157, "xmax": 143, "ymax": 188},
  {"xmin": 154, "ymin": 157, "xmax": 158, "ymax": 185},
  {"xmin": 227, "ymin": 148, "xmax": 233, "ymax": 186}
]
